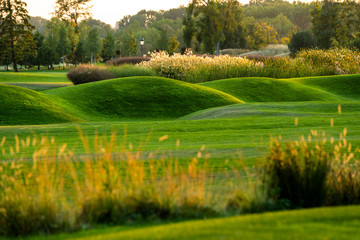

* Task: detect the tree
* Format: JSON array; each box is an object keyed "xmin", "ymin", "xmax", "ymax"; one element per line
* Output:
[
  {"xmin": 169, "ymin": 35, "xmax": 180, "ymax": 54},
  {"xmin": 32, "ymin": 30, "xmax": 44, "ymax": 70},
  {"xmin": 288, "ymin": 31, "xmax": 316, "ymax": 56},
  {"xmin": 0, "ymin": 0, "xmax": 36, "ymax": 72},
  {"xmin": 194, "ymin": 0, "xmax": 244, "ymax": 55},
  {"xmin": 101, "ymin": 32, "xmax": 116, "ymax": 62},
  {"xmin": 53, "ymin": 0, "xmax": 92, "ymax": 32},
  {"xmin": 56, "ymin": 23, "xmax": 71, "ymax": 69},
  {"xmin": 86, "ymin": 27, "xmax": 101, "ymax": 64},
  {"xmin": 72, "ymin": 38, "xmax": 87, "ymax": 65},
  {"xmin": 38, "ymin": 43, "xmax": 57, "ymax": 69},
  {"xmin": 182, "ymin": 0, "xmax": 196, "ymax": 48},
  {"xmin": 311, "ymin": 0, "xmax": 339, "ymax": 49},
  {"xmin": 156, "ymin": 28, "xmax": 170, "ymax": 51}
]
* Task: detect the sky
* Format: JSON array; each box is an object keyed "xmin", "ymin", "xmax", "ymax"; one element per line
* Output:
[{"xmin": 26, "ymin": 0, "xmax": 194, "ymax": 27}]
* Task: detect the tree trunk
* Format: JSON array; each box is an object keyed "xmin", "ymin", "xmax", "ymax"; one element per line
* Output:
[
  {"xmin": 38, "ymin": 63, "xmax": 40, "ymax": 70},
  {"xmin": 10, "ymin": 35, "xmax": 18, "ymax": 72},
  {"xmin": 63, "ymin": 57, "xmax": 65, "ymax": 70}
]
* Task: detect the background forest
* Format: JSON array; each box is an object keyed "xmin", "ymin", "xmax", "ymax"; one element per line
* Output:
[{"xmin": 1, "ymin": 0, "xmax": 360, "ymax": 70}]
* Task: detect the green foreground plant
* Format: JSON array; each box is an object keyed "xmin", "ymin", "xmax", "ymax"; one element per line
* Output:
[
  {"xmin": 228, "ymin": 129, "xmax": 360, "ymax": 213},
  {"xmin": 1, "ymin": 128, "xmax": 360, "ymax": 237}
]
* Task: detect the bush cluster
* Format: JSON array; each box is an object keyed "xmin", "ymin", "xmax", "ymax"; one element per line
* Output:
[
  {"xmin": 67, "ymin": 64, "xmax": 116, "ymax": 85},
  {"xmin": 228, "ymin": 129, "xmax": 360, "ymax": 212},
  {"xmin": 67, "ymin": 64, "xmax": 157, "ymax": 85}
]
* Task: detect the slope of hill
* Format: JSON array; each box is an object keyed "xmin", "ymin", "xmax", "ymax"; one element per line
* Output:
[
  {"xmin": 45, "ymin": 76, "xmax": 242, "ymax": 120},
  {"xmin": 0, "ymin": 84, "xmax": 80, "ymax": 125}
]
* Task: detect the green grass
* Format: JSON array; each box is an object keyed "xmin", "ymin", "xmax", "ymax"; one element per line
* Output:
[
  {"xmin": 45, "ymin": 76, "xmax": 242, "ymax": 120},
  {"xmin": 199, "ymin": 77, "xmax": 343, "ymax": 102},
  {"xmin": 1, "ymin": 73, "xmax": 360, "ymax": 239},
  {"xmin": 292, "ymin": 74, "xmax": 360, "ymax": 100},
  {"xmin": 0, "ymin": 71, "xmax": 70, "ymax": 83},
  {"xmin": 26, "ymin": 206, "xmax": 360, "ymax": 240},
  {"xmin": 0, "ymin": 84, "xmax": 81, "ymax": 125},
  {"xmin": 180, "ymin": 101, "xmax": 360, "ymax": 120}
]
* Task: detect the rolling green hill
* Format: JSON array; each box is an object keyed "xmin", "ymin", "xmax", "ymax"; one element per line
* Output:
[
  {"xmin": 180, "ymin": 101, "xmax": 360, "ymax": 120},
  {"xmin": 0, "ymin": 84, "xmax": 80, "ymax": 125},
  {"xmin": 291, "ymin": 74, "xmax": 360, "ymax": 100},
  {"xmin": 45, "ymin": 76, "xmax": 242, "ymax": 120},
  {"xmin": 199, "ymin": 77, "xmax": 341, "ymax": 102}
]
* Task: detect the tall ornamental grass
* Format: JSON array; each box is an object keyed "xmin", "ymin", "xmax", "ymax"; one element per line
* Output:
[
  {"xmin": 139, "ymin": 48, "xmax": 360, "ymax": 83},
  {"xmin": 0, "ymin": 130, "xmax": 222, "ymax": 237},
  {"xmin": 297, "ymin": 48, "xmax": 360, "ymax": 75},
  {"xmin": 139, "ymin": 51, "xmax": 262, "ymax": 83},
  {"xmin": 1, "ymin": 128, "xmax": 360, "ymax": 237},
  {"xmin": 228, "ymin": 128, "xmax": 360, "ymax": 213}
]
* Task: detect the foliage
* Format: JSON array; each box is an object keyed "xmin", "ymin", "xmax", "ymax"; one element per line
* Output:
[
  {"xmin": 107, "ymin": 65, "xmax": 157, "ymax": 78},
  {"xmin": 311, "ymin": 0, "xmax": 360, "ymax": 49},
  {"xmin": 297, "ymin": 48, "xmax": 360, "ymax": 75},
  {"xmin": 0, "ymin": 132, "xmax": 220, "ymax": 236},
  {"xmin": 139, "ymin": 48, "xmax": 360, "ymax": 82},
  {"xmin": 264, "ymin": 136, "xmax": 331, "ymax": 208},
  {"xmin": 288, "ymin": 31, "xmax": 316, "ymax": 56},
  {"xmin": 101, "ymin": 32, "xmax": 116, "ymax": 62},
  {"xmin": 67, "ymin": 64, "xmax": 115, "ymax": 84},
  {"xmin": 86, "ymin": 28, "xmax": 101, "ymax": 64},
  {"xmin": 0, "ymin": 0, "xmax": 37, "ymax": 72},
  {"xmin": 53, "ymin": 0, "xmax": 92, "ymax": 31},
  {"xmin": 106, "ymin": 56, "xmax": 150, "ymax": 66},
  {"xmin": 194, "ymin": 0, "xmax": 244, "ymax": 55},
  {"xmin": 169, "ymin": 35, "xmax": 180, "ymax": 54},
  {"xmin": 139, "ymin": 51, "xmax": 261, "ymax": 83},
  {"xmin": 244, "ymin": 0, "xmax": 315, "ymax": 31}
]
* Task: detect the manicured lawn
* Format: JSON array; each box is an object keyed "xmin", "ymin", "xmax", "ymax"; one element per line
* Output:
[
  {"xmin": 0, "ymin": 71, "xmax": 70, "ymax": 83},
  {"xmin": 26, "ymin": 206, "xmax": 360, "ymax": 240},
  {"xmin": 1, "ymin": 73, "xmax": 360, "ymax": 239}
]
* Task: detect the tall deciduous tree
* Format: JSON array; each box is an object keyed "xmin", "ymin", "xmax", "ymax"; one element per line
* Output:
[
  {"xmin": 56, "ymin": 22, "xmax": 71, "ymax": 69},
  {"xmin": 101, "ymin": 32, "xmax": 116, "ymax": 62},
  {"xmin": 53, "ymin": 0, "xmax": 92, "ymax": 32},
  {"xmin": 86, "ymin": 27, "xmax": 101, "ymax": 64},
  {"xmin": 182, "ymin": 0, "xmax": 196, "ymax": 48},
  {"xmin": 0, "ymin": 0, "xmax": 36, "ymax": 72},
  {"xmin": 194, "ymin": 0, "xmax": 244, "ymax": 55}
]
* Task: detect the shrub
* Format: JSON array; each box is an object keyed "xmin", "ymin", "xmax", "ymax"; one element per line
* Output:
[
  {"xmin": 107, "ymin": 64, "xmax": 157, "ymax": 78},
  {"xmin": 106, "ymin": 56, "xmax": 150, "ymax": 66},
  {"xmin": 67, "ymin": 65, "xmax": 116, "ymax": 85},
  {"xmin": 0, "ymin": 132, "xmax": 219, "ymax": 237},
  {"xmin": 228, "ymin": 129, "xmax": 360, "ymax": 213},
  {"xmin": 288, "ymin": 31, "xmax": 316, "ymax": 56},
  {"xmin": 264, "ymin": 137, "xmax": 331, "ymax": 208},
  {"xmin": 297, "ymin": 48, "xmax": 360, "ymax": 75},
  {"xmin": 67, "ymin": 64, "xmax": 157, "ymax": 85}
]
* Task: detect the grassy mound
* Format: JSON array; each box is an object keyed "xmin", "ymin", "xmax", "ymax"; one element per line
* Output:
[
  {"xmin": 0, "ymin": 84, "xmax": 81, "ymax": 125},
  {"xmin": 180, "ymin": 101, "xmax": 360, "ymax": 120},
  {"xmin": 46, "ymin": 76, "xmax": 242, "ymax": 119},
  {"xmin": 30, "ymin": 206, "xmax": 360, "ymax": 240},
  {"xmin": 291, "ymin": 74, "xmax": 360, "ymax": 100},
  {"xmin": 199, "ymin": 77, "xmax": 340, "ymax": 102}
]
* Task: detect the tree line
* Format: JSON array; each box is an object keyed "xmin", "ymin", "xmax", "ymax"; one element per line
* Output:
[{"xmin": 1, "ymin": 0, "xmax": 360, "ymax": 72}]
